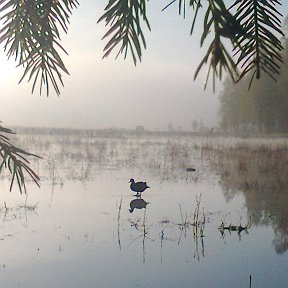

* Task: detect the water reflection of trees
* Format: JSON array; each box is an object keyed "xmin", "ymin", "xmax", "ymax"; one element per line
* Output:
[{"xmin": 204, "ymin": 143, "xmax": 288, "ymax": 254}]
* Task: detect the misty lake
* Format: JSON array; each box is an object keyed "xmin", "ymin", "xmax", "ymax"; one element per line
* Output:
[{"xmin": 0, "ymin": 129, "xmax": 288, "ymax": 288}]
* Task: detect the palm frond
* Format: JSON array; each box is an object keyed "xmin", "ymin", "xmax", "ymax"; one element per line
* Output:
[
  {"xmin": 194, "ymin": 0, "xmax": 241, "ymax": 90},
  {"xmin": 98, "ymin": 0, "xmax": 151, "ymax": 65},
  {"xmin": 163, "ymin": 0, "xmax": 283, "ymax": 89},
  {"xmin": 162, "ymin": 0, "xmax": 201, "ymax": 19},
  {"xmin": 0, "ymin": 0, "xmax": 78, "ymax": 96},
  {"xmin": 0, "ymin": 123, "xmax": 41, "ymax": 194},
  {"xmin": 232, "ymin": 0, "xmax": 284, "ymax": 84}
]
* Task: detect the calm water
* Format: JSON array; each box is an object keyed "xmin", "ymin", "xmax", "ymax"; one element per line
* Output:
[{"xmin": 0, "ymin": 132, "xmax": 287, "ymax": 288}]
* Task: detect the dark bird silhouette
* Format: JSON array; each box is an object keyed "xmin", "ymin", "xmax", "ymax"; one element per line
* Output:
[
  {"xmin": 129, "ymin": 178, "xmax": 150, "ymax": 195},
  {"xmin": 129, "ymin": 198, "xmax": 149, "ymax": 213}
]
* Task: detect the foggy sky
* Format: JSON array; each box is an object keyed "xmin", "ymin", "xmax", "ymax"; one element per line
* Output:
[{"xmin": 0, "ymin": 1, "xmax": 287, "ymax": 131}]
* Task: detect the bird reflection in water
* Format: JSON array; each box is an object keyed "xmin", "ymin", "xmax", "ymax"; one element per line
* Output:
[{"xmin": 129, "ymin": 197, "xmax": 149, "ymax": 213}]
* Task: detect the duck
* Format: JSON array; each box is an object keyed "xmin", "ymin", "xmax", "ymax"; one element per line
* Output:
[{"xmin": 129, "ymin": 178, "xmax": 150, "ymax": 195}]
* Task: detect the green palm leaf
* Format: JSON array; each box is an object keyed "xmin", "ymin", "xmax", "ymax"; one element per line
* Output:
[
  {"xmin": 232, "ymin": 0, "xmax": 284, "ymax": 85},
  {"xmin": 0, "ymin": 0, "xmax": 78, "ymax": 96},
  {"xmin": 0, "ymin": 123, "xmax": 41, "ymax": 193},
  {"xmin": 98, "ymin": 0, "xmax": 151, "ymax": 65}
]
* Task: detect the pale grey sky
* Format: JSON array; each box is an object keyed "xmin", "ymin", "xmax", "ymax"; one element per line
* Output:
[{"xmin": 0, "ymin": 1, "xmax": 287, "ymax": 130}]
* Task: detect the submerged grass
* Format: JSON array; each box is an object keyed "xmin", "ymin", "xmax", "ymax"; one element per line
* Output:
[
  {"xmin": 178, "ymin": 194, "xmax": 206, "ymax": 237},
  {"xmin": 7, "ymin": 130, "xmax": 288, "ymax": 255},
  {"xmin": 117, "ymin": 198, "xmax": 122, "ymax": 250},
  {"xmin": 201, "ymin": 141, "xmax": 288, "ymax": 254},
  {"xmin": 10, "ymin": 132, "xmax": 205, "ymax": 184}
]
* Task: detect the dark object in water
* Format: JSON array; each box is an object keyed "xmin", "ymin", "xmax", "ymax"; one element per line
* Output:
[
  {"xmin": 129, "ymin": 198, "xmax": 149, "ymax": 213},
  {"xmin": 186, "ymin": 168, "xmax": 196, "ymax": 172},
  {"xmin": 218, "ymin": 222, "xmax": 250, "ymax": 235},
  {"xmin": 129, "ymin": 178, "xmax": 150, "ymax": 194}
]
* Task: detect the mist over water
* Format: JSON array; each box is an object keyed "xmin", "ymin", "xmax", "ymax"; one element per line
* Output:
[
  {"xmin": 1, "ymin": 2, "xmax": 288, "ymax": 287},
  {"xmin": 0, "ymin": 128, "xmax": 287, "ymax": 288}
]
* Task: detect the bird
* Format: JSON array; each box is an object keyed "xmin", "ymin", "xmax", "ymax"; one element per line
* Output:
[{"xmin": 129, "ymin": 178, "xmax": 150, "ymax": 195}]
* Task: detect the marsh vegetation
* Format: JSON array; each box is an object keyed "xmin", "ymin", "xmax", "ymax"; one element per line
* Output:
[{"xmin": 0, "ymin": 128, "xmax": 287, "ymax": 288}]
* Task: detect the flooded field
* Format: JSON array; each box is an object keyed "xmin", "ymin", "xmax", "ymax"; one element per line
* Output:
[{"xmin": 0, "ymin": 130, "xmax": 288, "ymax": 288}]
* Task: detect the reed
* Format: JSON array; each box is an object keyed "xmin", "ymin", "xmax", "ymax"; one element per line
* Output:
[
  {"xmin": 117, "ymin": 198, "xmax": 122, "ymax": 251},
  {"xmin": 178, "ymin": 194, "xmax": 206, "ymax": 233}
]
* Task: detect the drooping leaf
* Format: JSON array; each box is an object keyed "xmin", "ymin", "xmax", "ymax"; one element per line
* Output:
[
  {"xmin": 98, "ymin": 0, "xmax": 151, "ymax": 65},
  {"xmin": 0, "ymin": 123, "xmax": 41, "ymax": 193},
  {"xmin": 232, "ymin": 0, "xmax": 284, "ymax": 83},
  {"xmin": 0, "ymin": 0, "xmax": 79, "ymax": 96}
]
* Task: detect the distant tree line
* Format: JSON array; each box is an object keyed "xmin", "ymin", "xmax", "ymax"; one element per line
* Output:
[
  {"xmin": 0, "ymin": 1, "xmax": 286, "ymax": 192},
  {"xmin": 219, "ymin": 33, "xmax": 288, "ymax": 134}
]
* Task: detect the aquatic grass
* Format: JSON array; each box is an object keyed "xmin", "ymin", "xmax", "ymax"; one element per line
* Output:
[
  {"xmin": 19, "ymin": 202, "xmax": 39, "ymax": 211},
  {"xmin": 8, "ymin": 128, "xmax": 288, "ymax": 225},
  {"xmin": 116, "ymin": 198, "xmax": 122, "ymax": 250},
  {"xmin": 2, "ymin": 129, "xmax": 288, "ymax": 283},
  {"xmin": 19, "ymin": 197, "xmax": 39, "ymax": 222},
  {"xmin": 3, "ymin": 201, "xmax": 11, "ymax": 216},
  {"xmin": 9, "ymin": 130, "xmax": 208, "ymax": 183},
  {"xmin": 0, "ymin": 199, "xmax": 38, "ymax": 222},
  {"xmin": 193, "ymin": 195, "xmax": 206, "ymax": 239},
  {"xmin": 218, "ymin": 218, "xmax": 251, "ymax": 237},
  {"xmin": 201, "ymin": 142, "xmax": 288, "ymax": 198},
  {"xmin": 127, "ymin": 208, "xmax": 153, "ymax": 263},
  {"xmin": 178, "ymin": 203, "xmax": 190, "ymax": 230},
  {"xmin": 47, "ymin": 157, "xmax": 63, "ymax": 186},
  {"xmin": 128, "ymin": 208, "xmax": 150, "ymax": 236},
  {"xmin": 177, "ymin": 195, "xmax": 206, "ymax": 260}
]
